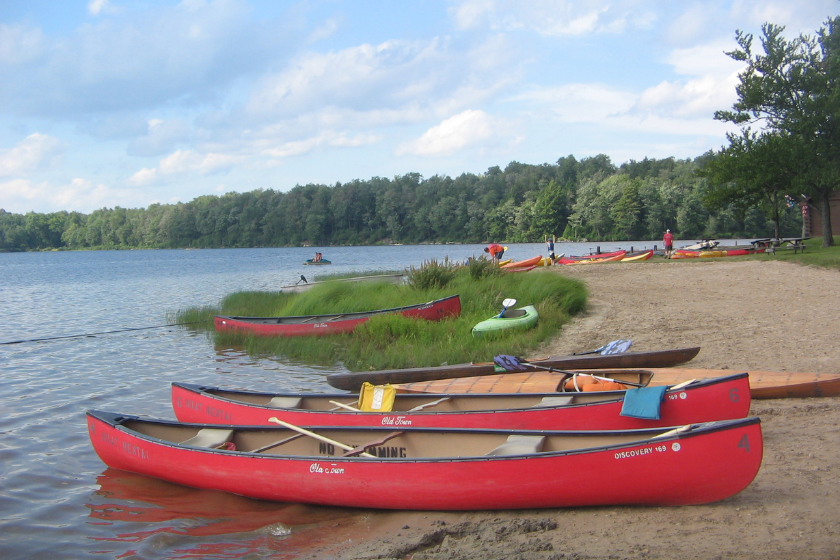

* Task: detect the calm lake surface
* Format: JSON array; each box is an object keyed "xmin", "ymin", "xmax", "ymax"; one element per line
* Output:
[{"xmin": 0, "ymin": 239, "xmax": 725, "ymax": 559}]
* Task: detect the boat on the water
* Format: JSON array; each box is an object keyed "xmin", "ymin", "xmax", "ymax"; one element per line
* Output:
[
  {"xmin": 171, "ymin": 373, "xmax": 750, "ymax": 430},
  {"xmin": 215, "ymin": 294, "xmax": 461, "ymax": 337},
  {"xmin": 87, "ymin": 410, "xmax": 762, "ymax": 510},
  {"xmin": 325, "ymin": 347, "xmax": 701, "ymax": 391},
  {"xmin": 303, "ymin": 259, "xmax": 331, "ymax": 265},
  {"xmin": 471, "ymin": 305, "xmax": 538, "ymax": 337}
]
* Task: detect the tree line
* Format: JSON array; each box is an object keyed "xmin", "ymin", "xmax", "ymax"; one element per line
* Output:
[{"xmin": 0, "ymin": 154, "xmax": 804, "ymax": 252}]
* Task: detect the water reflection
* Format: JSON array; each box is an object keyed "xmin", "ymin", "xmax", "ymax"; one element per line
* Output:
[{"xmin": 86, "ymin": 468, "xmax": 371, "ymax": 559}]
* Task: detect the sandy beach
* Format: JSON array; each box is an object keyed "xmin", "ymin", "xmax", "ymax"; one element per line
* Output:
[{"xmin": 294, "ymin": 259, "xmax": 840, "ymax": 560}]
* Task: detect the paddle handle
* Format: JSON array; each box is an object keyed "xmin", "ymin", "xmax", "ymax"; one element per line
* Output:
[
  {"xmin": 268, "ymin": 417, "xmax": 375, "ymax": 458},
  {"xmin": 329, "ymin": 400, "xmax": 360, "ymax": 411}
]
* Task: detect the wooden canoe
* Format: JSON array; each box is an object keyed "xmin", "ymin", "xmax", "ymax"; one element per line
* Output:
[
  {"xmin": 644, "ymin": 368, "xmax": 840, "ymax": 399},
  {"xmin": 399, "ymin": 367, "xmax": 840, "ymax": 399},
  {"xmin": 325, "ymin": 347, "xmax": 701, "ymax": 391},
  {"xmin": 171, "ymin": 373, "xmax": 750, "ymax": 430},
  {"xmin": 215, "ymin": 294, "xmax": 461, "ymax": 337},
  {"xmin": 87, "ymin": 410, "xmax": 762, "ymax": 510}
]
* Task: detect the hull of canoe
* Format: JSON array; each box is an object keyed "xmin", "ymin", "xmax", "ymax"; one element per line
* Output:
[
  {"xmin": 215, "ymin": 295, "xmax": 461, "ymax": 337},
  {"xmin": 501, "ymin": 256, "xmax": 543, "ymax": 269},
  {"xmin": 87, "ymin": 410, "xmax": 762, "ymax": 510},
  {"xmin": 560, "ymin": 252, "xmax": 627, "ymax": 265},
  {"xmin": 172, "ymin": 373, "xmax": 751, "ymax": 430},
  {"xmin": 621, "ymin": 250, "xmax": 654, "ymax": 262}
]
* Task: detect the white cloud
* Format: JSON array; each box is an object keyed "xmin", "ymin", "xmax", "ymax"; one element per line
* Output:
[
  {"xmin": 127, "ymin": 118, "xmax": 192, "ymax": 157},
  {"xmin": 87, "ymin": 0, "xmax": 112, "ymax": 16},
  {"xmin": 0, "ymin": 177, "xmax": 112, "ymax": 213},
  {"xmin": 396, "ymin": 110, "xmax": 495, "ymax": 156},
  {"xmin": 260, "ymin": 131, "xmax": 380, "ymax": 158},
  {"xmin": 128, "ymin": 149, "xmax": 244, "ymax": 185},
  {"xmin": 0, "ymin": 133, "xmax": 64, "ymax": 177},
  {"xmin": 128, "ymin": 167, "xmax": 158, "ymax": 186},
  {"xmin": 514, "ymin": 83, "xmax": 635, "ymax": 122},
  {"xmin": 631, "ymin": 41, "xmax": 746, "ymax": 119},
  {"xmin": 247, "ymin": 40, "xmax": 447, "ymax": 118},
  {"xmin": 0, "ymin": 24, "xmax": 44, "ymax": 65},
  {"xmin": 158, "ymin": 150, "xmax": 242, "ymax": 175},
  {"xmin": 450, "ymin": 0, "xmax": 656, "ymax": 35},
  {"xmin": 0, "ymin": 178, "xmax": 44, "ymax": 203}
]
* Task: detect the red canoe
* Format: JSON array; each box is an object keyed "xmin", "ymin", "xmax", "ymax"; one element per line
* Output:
[
  {"xmin": 214, "ymin": 294, "xmax": 461, "ymax": 337},
  {"xmin": 87, "ymin": 410, "xmax": 762, "ymax": 510},
  {"xmin": 171, "ymin": 373, "xmax": 751, "ymax": 430}
]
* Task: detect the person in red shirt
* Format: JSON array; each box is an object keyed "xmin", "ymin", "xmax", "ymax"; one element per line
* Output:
[
  {"xmin": 484, "ymin": 243, "xmax": 505, "ymax": 263},
  {"xmin": 663, "ymin": 229, "xmax": 674, "ymax": 258}
]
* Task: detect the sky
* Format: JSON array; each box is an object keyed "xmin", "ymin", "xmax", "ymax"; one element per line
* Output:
[{"xmin": 1, "ymin": 0, "xmax": 838, "ymax": 215}]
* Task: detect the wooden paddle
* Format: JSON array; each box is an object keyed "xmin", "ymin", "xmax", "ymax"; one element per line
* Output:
[{"xmin": 268, "ymin": 417, "xmax": 376, "ymax": 458}]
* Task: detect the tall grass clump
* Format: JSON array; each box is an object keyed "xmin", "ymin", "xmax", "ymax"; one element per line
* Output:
[
  {"xmin": 468, "ymin": 256, "xmax": 502, "ymax": 280},
  {"xmin": 406, "ymin": 257, "xmax": 460, "ymax": 290},
  {"xmin": 187, "ymin": 267, "xmax": 587, "ymax": 372}
]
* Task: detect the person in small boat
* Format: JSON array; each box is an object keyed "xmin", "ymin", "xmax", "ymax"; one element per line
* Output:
[
  {"xmin": 313, "ymin": 252, "xmax": 322, "ymax": 262},
  {"xmin": 663, "ymin": 230, "xmax": 674, "ymax": 258},
  {"xmin": 484, "ymin": 243, "xmax": 505, "ymax": 264}
]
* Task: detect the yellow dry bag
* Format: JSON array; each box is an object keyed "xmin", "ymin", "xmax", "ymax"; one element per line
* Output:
[{"xmin": 358, "ymin": 382, "xmax": 396, "ymax": 412}]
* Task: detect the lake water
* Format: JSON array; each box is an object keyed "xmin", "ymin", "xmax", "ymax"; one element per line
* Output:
[{"xmin": 0, "ymin": 239, "xmax": 734, "ymax": 559}]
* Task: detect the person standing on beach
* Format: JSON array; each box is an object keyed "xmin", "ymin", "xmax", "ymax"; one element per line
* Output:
[
  {"xmin": 663, "ymin": 229, "xmax": 674, "ymax": 258},
  {"xmin": 484, "ymin": 243, "xmax": 505, "ymax": 264},
  {"xmin": 545, "ymin": 235, "xmax": 556, "ymax": 263}
]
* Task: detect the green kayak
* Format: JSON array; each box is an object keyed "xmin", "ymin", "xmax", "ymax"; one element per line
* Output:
[{"xmin": 471, "ymin": 305, "xmax": 539, "ymax": 337}]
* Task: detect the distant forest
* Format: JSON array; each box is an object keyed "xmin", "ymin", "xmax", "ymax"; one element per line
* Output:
[{"xmin": 0, "ymin": 154, "xmax": 803, "ymax": 252}]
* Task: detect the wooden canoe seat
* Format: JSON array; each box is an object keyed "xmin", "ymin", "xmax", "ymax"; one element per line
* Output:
[
  {"xmin": 266, "ymin": 396, "xmax": 303, "ymax": 409},
  {"xmin": 486, "ymin": 435, "xmax": 545, "ymax": 456},
  {"xmin": 180, "ymin": 428, "xmax": 234, "ymax": 449},
  {"xmin": 532, "ymin": 395, "xmax": 575, "ymax": 407}
]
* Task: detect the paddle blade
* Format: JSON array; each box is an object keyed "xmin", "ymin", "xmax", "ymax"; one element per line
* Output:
[
  {"xmin": 494, "ymin": 355, "xmax": 529, "ymax": 372},
  {"xmin": 600, "ymin": 339, "xmax": 632, "ymax": 354}
]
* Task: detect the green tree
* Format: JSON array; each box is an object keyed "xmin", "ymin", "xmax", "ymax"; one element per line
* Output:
[
  {"xmin": 700, "ymin": 130, "xmax": 800, "ymax": 239},
  {"xmin": 716, "ymin": 19, "xmax": 840, "ymax": 246}
]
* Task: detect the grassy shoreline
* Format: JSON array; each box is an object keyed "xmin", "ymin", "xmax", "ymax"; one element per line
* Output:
[{"xmin": 172, "ymin": 260, "xmax": 587, "ymax": 372}]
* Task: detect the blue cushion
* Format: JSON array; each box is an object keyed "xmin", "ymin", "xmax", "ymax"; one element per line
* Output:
[{"xmin": 620, "ymin": 386, "xmax": 668, "ymax": 420}]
